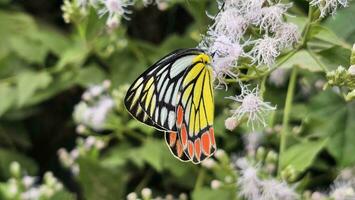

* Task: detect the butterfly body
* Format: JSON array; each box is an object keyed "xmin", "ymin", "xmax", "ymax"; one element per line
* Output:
[{"xmin": 124, "ymin": 48, "xmax": 216, "ymax": 164}]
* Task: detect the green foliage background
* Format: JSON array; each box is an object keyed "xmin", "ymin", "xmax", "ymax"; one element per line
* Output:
[{"xmin": 0, "ymin": 0, "xmax": 355, "ymax": 199}]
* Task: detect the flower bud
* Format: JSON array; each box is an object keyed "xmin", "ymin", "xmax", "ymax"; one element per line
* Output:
[
  {"xmin": 10, "ymin": 162, "xmax": 21, "ymax": 178},
  {"xmin": 265, "ymin": 150, "xmax": 278, "ymax": 164},
  {"xmin": 127, "ymin": 192, "xmax": 138, "ymax": 200},
  {"xmin": 141, "ymin": 188, "xmax": 152, "ymax": 199},
  {"xmin": 256, "ymin": 147, "xmax": 266, "ymax": 161},
  {"xmin": 225, "ymin": 117, "xmax": 238, "ymax": 131},
  {"xmin": 211, "ymin": 180, "xmax": 221, "ymax": 189}
]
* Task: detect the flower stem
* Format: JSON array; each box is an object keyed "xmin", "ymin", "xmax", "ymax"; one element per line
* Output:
[
  {"xmin": 277, "ymin": 66, "xmax": 298, "ymax": 177},
  {"xmin": 194, "ymin": 168, "xmax": 206, "ymax": 190}
]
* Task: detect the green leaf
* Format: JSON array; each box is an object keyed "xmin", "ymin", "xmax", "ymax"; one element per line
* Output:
[
  {"xmin": 0, "ymin": 84, "xmax": 15, "ymax": 117},
  {"xmin": 307, "ymin": 91, "xmax": 355, "ymax": 166},
  {"xmin": 280, "ymin": 139, "xmax": 328, "ymax": 173},
  {"xmin": 325, "ymin": 1, "xmax": 355, "ymax": 43},
  {"xmin": 75, "ymin": 65, "xmax": 106, "ymax": 87},
  {"xmin": 280, "ymin": 50, "xmax": 322, "ymax": 72},
  {"xmin": 139, "ymin": 139, "xmax": 165, "ymax": 171},
  {"xmin": 78, "ymin": 158, "xmax": 125, "ymax": 200},
  {"xmin": 317, "ymin": 45, "xmax": 351, "ymax": 71},
  {"xmin": 16, "ymin": 71, "xmax": 52, "ymax": 107},
  {"xmin": 0, "ymin": 149, "xmax": 38, "ymax": 179},
  {"xmin": 192, "ymin": 188, "xmax": 235, "ymax": 200}
]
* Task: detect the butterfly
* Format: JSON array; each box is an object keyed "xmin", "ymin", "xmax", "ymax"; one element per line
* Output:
[{"xmin": 124, "ymin": 48, "xmax": 216, "ymax": 164}]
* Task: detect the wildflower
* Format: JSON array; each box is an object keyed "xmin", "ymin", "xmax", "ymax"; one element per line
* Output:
[
  {"xmin": 259, "ymin": 3, "xmax": 292, "ymax": 33},
  {"xmin": 310, "ymin": 0, "xmax": 349, "ymax": 17},
  {"xmin": 106, "ymin": 14, "xmax": 120, "ymax": 29},
  {"xmin": 227, "ymin": 85, "xmax": 276, "ymax": 129},
  {"xmin": 237, "ymin": 164, "xmax": 262, "ymax": 199},
  {"xmin": 99, "ymin": 0, "xmax": 133, "ymax": 23},
  {"xmin": 225, "ymin": 117, "xmax": 238, "ymax": 131},
  {"xmin": 275, "ymin": 23, "xmax": 300, "ymax": 49},
  {"xmin": 249, "ymin": 36, "xmax": 280, "ymax": 67},
  {"xmin": 268, "ymin": 68, "xmax": 289, "ymax": 87},
  {"xmin": 330, "ymin": 180, "xmax": 355, "ymax": 200},
  {"xmin": 212, "ymin": 8, "xmax": 249, "ymax": 38},
  {"xmin": 261, "ymin": 179, "xmax": 298, "ymax": 200},
  {"xmin": 22, "ymin": 188, "xmax": 40, "ymax": 200}
]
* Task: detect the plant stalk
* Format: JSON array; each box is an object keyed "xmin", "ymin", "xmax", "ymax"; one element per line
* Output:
[{"xmin": 277, "ymin": 66, "xmax": 298, "ymax": 177}]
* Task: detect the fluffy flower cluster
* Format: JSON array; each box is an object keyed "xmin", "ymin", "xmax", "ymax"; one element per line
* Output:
[
  {"xmin": 73, "ymin": 80, "xmax": 114, "ymax": 131},
  {"xmin": 310, "ymin": 0, "xmax": 349, "ymax": 18},
  {"xmin": 58, "ymin": 136, "xmax": 106, "ymax": 175},
  {"xmin": 309, "ymin": 168, "xmax": 355, "ymax": 200},
  {"xmin": 235, "ymin": 158, "xmax": 298, "ymax": 200},
  {"xmin": 227, "ymin": 84, "xmax": 276, "ymax": 130},
  {"xmin": 3, "ymin": 162, "xmax": 65, "ymax": 200},
  {"xmin": 199, "ymin": 0, "xmax": 300, "ymax": 87},
  {"xmin": 62, "ymin": 0, "xmax": 171, "ymax": 29}
]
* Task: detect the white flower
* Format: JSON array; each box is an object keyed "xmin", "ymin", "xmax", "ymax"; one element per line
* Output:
[
  {"xmin": 260, "ymin": 179, "xmax": 298, "ymax": 200},
  {"xmin": 310, "ymin": 0, "xmax": 349, "ymax": 17},
  {"xmin": 259, "ymin": 3, "xmax": 292, "ymax": 33},
  {"xmin": 268, "ymin": 68, "xmax": 289, "ymax": 87},
  {"xmin": 275, "ymin": 23, "xmax": 300, "ymax": 48},
  {"xmin": 237, "ymin": 165, "xmax": 262, "ymax": 199},
  {"xmin": 212, "ymin": 8, "xmax": 248, "ymax": 38},
  {"xmin": 99, "ymin": 0, "xmax": 133, "ymax": 21},
  {"xmin": 227, "ymin": 85, "xmax": 276, "ymax": 129},
  {"xmin": 225, "ymin": 117, "xmax": 238, "ymax": 131},
  {"xmin": 330, "ymin": 180, "xmax": 355, "ymax": 200},
  {"xmin": 250, "ymin": 36, "xmax": 280, "ymax": 67}
]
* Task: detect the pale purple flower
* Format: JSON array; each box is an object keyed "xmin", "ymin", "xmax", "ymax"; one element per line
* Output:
[
  {"xmin": 212, "ymin": 8, "xmax": 249, "ymax": 38},
  {"xmin": 330, "ymin": 180, "xmax": 355, "ymax": 200},
  {"xmin": 259, "ymin": 3, "xmax": 292, "ymax": 33},
  {"xmin": 237, "ymin": 164, "xmax": 262, "ymax": 199},
  {"xmin": 310, "ymin": 0, "xmax": 349, "ymax": 17},
  {"xmin": 250, "ymin": 36, "xmax": 280, "ymax": 67},
  {"xmin": 275, "ymin": 23, "xmax": 300, "ymax": 48},
  {"xmin": 99, "ymin": 0, "xmax": 133, "ymax": 21},
  {"xmin": 260, "ymin": 179, "xmax": 298, "ymax": 200},
  {"xmin": 227, "ymin": 85, "xmax": 276, "ymax": 129}
]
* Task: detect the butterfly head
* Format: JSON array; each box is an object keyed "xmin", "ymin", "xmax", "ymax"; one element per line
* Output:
[{"xmin": 193, "ymin": 53, "xmax": 211, "ymax": 65}]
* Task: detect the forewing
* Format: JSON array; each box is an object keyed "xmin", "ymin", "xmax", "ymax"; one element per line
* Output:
[{"xmin": 124, "ymin": 49, "xmax": 204, "ymax": 131}]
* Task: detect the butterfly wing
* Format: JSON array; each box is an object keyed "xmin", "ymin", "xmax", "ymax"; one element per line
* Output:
[
  {"xmin": 124, "ymin": 49, "xmax": 204, "ymax": 132},
  {"xmin": 175, "ymin": 55, "xmax": 216, "ymax": 164},
  {"xmin": 124, "ymin": 49, "xmax": 215, "ymax": 163}
]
